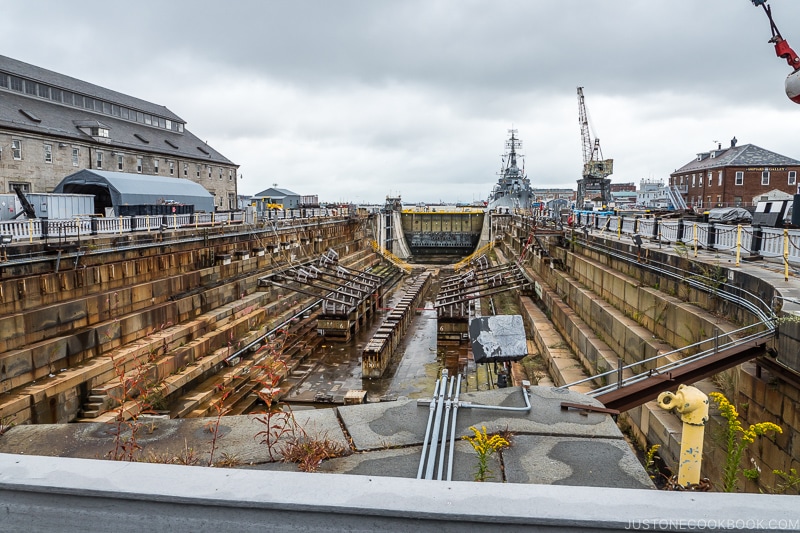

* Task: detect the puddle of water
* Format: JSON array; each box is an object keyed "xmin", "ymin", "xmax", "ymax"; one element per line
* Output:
[{"xmin": 280, "ymin": 279, "xmax": 441, "ymax": 406}]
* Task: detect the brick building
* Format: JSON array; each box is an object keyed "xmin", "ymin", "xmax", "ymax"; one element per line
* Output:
[
  {"xmin": 0, "ymin": 55, "xmax": 238, "ymax": 210},
  {"xmin": 610, "ymin": 182, "xmax": 636, "ymax": 192},
  {"xmin": 670, "ymin": 138, "xmax": 800, "ymax": 209}
]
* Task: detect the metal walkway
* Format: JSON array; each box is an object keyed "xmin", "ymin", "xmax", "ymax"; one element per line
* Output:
[{"xmin": 557, "ymin": 323, "xmax": 774, "ymax": 413}]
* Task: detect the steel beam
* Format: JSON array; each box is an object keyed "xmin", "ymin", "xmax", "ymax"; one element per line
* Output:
[{"xmin": 595, "ymin": 340, "xmax": 766, "ymax": 413}]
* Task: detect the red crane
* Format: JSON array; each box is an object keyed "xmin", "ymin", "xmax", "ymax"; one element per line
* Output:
[{"xmin": 752, "ymin": 0, "xmax": 800, "ymax": 103}]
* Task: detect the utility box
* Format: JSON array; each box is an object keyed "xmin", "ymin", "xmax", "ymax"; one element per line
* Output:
[
  {"xmin": 0, "ymin": 194, "xmax": 18, "ymax": 220},
  {"xmin": 24, "ymin": 193, "xmax": 95, "ymax": 220}
]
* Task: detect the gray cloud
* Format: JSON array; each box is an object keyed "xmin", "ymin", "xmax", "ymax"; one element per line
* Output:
[{"xmin": 4, "ymin": 0, "xmax": 800, "ymax": 203}]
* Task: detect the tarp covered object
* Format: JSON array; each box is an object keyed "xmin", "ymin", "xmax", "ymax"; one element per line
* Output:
[
  {"xmin": 707, "ymin": 207, "xmax": 752, "ymax": 224},
  {"xmin": 469, "ymin": 315, "xmax": 528, "ymax": 363},
  {"xmin": 53, "ymin": 169, "xmax": 215, "ymax": 213}
]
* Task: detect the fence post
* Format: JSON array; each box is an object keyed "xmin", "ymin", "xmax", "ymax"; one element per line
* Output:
[
  {"xmin": 736, "ymin": 225, "xmax": 742, "ymax": 267},
  {"xmin": 706, "ymin": 223, "xmax": 716, "ymax": 251},
  {"xmin": 784, "ymin": 229, "xmax": 790, "ymax": 282},
  {"xmin": 750, "ymin": 226, "xmax": 763, "ymax": 258}
]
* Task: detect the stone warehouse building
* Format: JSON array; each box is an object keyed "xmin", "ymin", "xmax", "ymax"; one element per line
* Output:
[
  {"xmin": 0, "ymin": 55, "xmax": 238, "ymax": 210},
  {"xmin": 670, "ymin": 137, "xmax": 800, "ymax": 209}
]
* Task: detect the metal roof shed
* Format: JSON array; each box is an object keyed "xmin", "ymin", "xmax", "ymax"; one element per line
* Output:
[{"xmin": 53, "ymin": 170, "xmax": 215, "ymax": 215}]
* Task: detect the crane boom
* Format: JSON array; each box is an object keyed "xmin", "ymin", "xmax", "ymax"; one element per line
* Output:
[
  {"xmin": 577, "ymin": 87, "xmax": 594, "ymax": 171},
  {"xmin": 576, "ymin": 87, "xmax": 613, "ymax": 210}
]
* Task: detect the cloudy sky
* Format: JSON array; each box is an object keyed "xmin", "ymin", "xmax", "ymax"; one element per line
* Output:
[{"xmin": 3, "ymin": 1, "xmax": 800, "ymax": 204}]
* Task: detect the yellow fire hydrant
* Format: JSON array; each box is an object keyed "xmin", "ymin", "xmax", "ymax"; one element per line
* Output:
[{"xmin": 657, "ymin": 384, "xmax": 709, "ymax": 487}]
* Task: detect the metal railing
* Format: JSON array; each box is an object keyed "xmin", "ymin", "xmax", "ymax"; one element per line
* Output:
[
  {"xmin": 0, "ymin": 209, "xmax": 358, "ymax": 244},
  {"xmin": 542, "ymin": 213, "xmax": 780, "ymax": 394},
  {"xmin": 587, "ymin": 214, "xmax": 800, "ymax": 266},
  {"xmin": 557, "ymin": 323, "xmax": 773, "ymax": 395}
]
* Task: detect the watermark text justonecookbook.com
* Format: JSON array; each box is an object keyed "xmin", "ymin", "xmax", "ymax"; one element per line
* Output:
[{"xmin": 625, "ymin": 518, "xmax": 800, "ymax": 530}]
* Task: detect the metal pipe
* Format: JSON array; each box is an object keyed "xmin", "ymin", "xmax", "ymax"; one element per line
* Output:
[
  {"xmin": 459, "ymin": 384, "xmax": 531, "ymax": 413},
  {"xmin": 424, "ymin": 373, "xmax": 448, "ymax": 480},
  {"xmin": 224, "ymin": 298, "xmax": 322, "ymax": 364},
  {"xmin": 436, "ymin": 376, "xmax": 455, "ymax": 480},
  {"xmin": 446, "ymin": 375, "xmax": 462, "ymax": 481},
  {"xmin": 416, "ymin": 379, "xmax": 441, "ymax": 480}
]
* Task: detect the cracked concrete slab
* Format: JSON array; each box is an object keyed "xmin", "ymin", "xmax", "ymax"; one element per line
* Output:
[{"xmin": 503, "ymin": 434, "xmax": 654, "ymax": 489}]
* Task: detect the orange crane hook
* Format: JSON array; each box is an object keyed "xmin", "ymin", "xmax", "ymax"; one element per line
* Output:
[{"xmin": 752, "ymin": 0, "xmax": 800, "ymax": 103}]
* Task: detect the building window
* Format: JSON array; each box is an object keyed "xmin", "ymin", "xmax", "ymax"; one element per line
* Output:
[
  {"xmin": 12, "ymin": 139, "xmax": 22, "ymax": 160},
  {"xmin": 44, "ymin": 144, "xmax": 52, "ymax": 163},
  {"xmin": 121, "ymin": 108, "xmax": 129, "ymax": 120},
  {"xmin": 96, "ymin": 151, "xmax": 103, "ymax": 169},
  {"xmin": 734, "ymin": 196, "xmax": 742, "ymax": 206},
  {"xmin": 708, "ymin": 172, "xmax": 712, "ymax": 186},
  {"xmin": 166, "ymin": 119, "xmax": 172, "ymax": 130},
  {"xmin": 789, "ymin": 171, "xmax": 797, "ymax": 186},
  {"xmin": 219, "ymin": 168, "xmax": 223, "ymax": 180},
  {"xmin": 716, "ymin": 195, "xmax": 722, "ymax": 206},
  {"xmin": 183, "ymin": 163, "xmax": 188, "ymax": 177},
  {"xmin": 144, "ymin": 114, "xmax": 152, "ymax": 125},
  {"xmin": 692, "ymin": 174, "xmax": 696, "ymax": 187},
  {"xmin": 117, "ymin": 154, "xmax": 124, "ymax": 171},
  {"xmin": 9, "ymin": 76, "xmax": 23, "ymax": 92},
  {"xmin": 718, "ymin": 171, "xmax": 723, "ymax": 187},
  {"xmin": 208, "ymin": 165, "xmax": 211, "ymax": 178},
  {"xmin": 154, "ymin": 159, "xmax": 159, "ymax": 173},
  {"xmin": 169, "ymin": 161, "xmax": 174, "ymax": 175},
  {"xmin": 72, "ymin": 148, "xmax": 79, "ymax": 166},
  {"xmin": 9, "ymin": 182, "xmax": 31, "ymax": 194},
  {"xmin": 761, "ymin": 170, "xmax": 770, "ymax": 185},
  {"xmin": 90, "ymin": 127, "xmax": 109, "ymax": 138},
  {"xmin": 735, "ymin": 171, "xmax": 743, "ymax": 185},
  {"xmin": 137, "ymin": 157, "xmax": 143, "ymax": 173},
  {"xmin": 229, "ymin": 169, "xmax": 233, "ymax": 181}
]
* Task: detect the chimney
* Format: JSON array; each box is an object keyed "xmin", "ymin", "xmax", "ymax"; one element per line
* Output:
[
  {"xmin": 730, "ymin": 136, "xmax": 738, "ymax": 148},
  {"xmin": 718, "ymin": 143, "xmax": 722, "ymax": 150}
]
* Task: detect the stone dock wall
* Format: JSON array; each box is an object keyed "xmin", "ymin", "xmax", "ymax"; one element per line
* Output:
[{"xmin": 504, "ymin": 224, "xmax": 800, "ymax": 493}]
